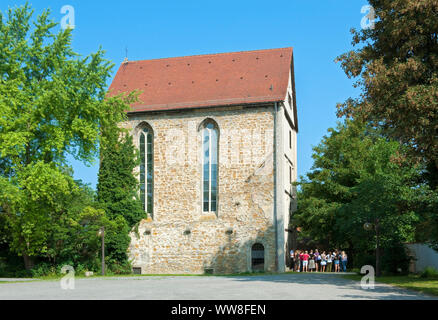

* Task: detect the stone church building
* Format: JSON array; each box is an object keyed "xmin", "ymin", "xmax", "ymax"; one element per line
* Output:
[{"xmin": 109, "ymin": 47, "xmax": 298, "ymax": 274}]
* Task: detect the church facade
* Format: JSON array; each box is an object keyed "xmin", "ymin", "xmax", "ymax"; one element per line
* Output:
[{"xmin": 109, "ymin": 47, "xmax": 298, "ymax": 274}]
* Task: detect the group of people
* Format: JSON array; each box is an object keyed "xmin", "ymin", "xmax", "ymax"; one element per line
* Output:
[{"xmin": 289, "ymin": 249, "xmax": 348, "ymax": 273}]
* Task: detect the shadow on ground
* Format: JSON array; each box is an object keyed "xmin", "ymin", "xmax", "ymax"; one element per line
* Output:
[{"xmin": 212, "ymin": 273, "xmax": 437, "ymax": 300}]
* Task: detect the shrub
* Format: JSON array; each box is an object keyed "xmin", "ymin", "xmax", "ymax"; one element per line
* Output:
[
  {"xmin": 353, "ymin": 252, "xmax": 375, "ymax": 270},
  {"xmin": 30, "ymin": 262, "xmax": 57, "ymax": 277},
  {"xmin": 420, "ymin": 266, "xmax": 438, "ymax": 278},
  {"xmin": 381, "ymin": 244, "xmax": 412, "ymax": 275}
]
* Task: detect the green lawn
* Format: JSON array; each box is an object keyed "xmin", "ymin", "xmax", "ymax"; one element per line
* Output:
[{"xmin": 343, "ymin": 274, "xmax": 438, "ymax": 297}]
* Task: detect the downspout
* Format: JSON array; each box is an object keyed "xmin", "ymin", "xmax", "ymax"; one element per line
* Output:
[{"xmin": 273, "ymin": 102, "xmax": 279, "ymax": 271}]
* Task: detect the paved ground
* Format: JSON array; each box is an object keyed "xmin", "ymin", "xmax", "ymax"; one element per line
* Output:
[{"xmin": 0, "ymin": 273, "xmax": 436, "ymax": 300}]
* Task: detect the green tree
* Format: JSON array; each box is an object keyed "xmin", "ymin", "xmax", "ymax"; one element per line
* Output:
[
  {"xmin": 294, "ymin": 120, "xmax": 420, "ymax": 271},
  {"xmin": 336, "ymin": 0, "xmax": 438, "ymax": 248},
  {"xmin": 97, "ymin": 133, "xmax": 144, "ymax": 227},
  {"xmin": 65, "ymin": 206, "xmax": 131, "ymax": 274},
  {"xmin": 96, "ymin": 132, "xmax": 144, "ymax": 270},
  {"xmin": 336, "ymin": 0, "xmax": 438, "ymax": 182},
  {"xmin": 0, "ymin": 3, "xmax": 137, "ymax": 269}
]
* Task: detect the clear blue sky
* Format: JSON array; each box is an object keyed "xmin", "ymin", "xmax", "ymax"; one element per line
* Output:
[{"xmin": 4, "ymin": 0, "xmax": 366, "ymax": 189}]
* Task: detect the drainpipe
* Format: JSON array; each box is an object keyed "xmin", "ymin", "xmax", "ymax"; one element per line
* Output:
[
  {"xmin": 273, "ymin": 102, "xmax": 279, "ymax": 271},
  {"xmin": 273, "ymin": 101, "xmax": 286, "ymax": 273}
]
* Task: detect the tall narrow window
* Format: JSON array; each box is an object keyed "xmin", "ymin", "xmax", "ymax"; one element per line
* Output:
[
  {"xmin": 140, "ymin": 127, "xmax": 153, "ymax": 216},
  {"xmin": 202, "ymin": 121, "xmax": 218, "ymax": 213}
]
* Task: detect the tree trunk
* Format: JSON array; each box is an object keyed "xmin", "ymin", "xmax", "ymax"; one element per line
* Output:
[{"xmin": 23, "ymin": 254, "xmax": 34, "ymax": 271}]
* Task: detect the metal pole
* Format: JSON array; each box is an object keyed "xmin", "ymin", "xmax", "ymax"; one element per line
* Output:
[
  {"xmin": 101, "ymin": 226, "xmax": 105, "ymax": 276},
  {"xmin": 375, "ymin": 219, "xmax": 380, "ymax": 277}
]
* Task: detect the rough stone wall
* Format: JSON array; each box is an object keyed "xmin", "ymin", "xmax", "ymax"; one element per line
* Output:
[{"xmin": 122, "ymin": 105, "xmax": 276, "ymax": 274}]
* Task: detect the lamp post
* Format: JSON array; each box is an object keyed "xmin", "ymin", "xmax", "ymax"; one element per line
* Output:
[
  {"xmin": 97, "ymin": 226, "xmax": 105, "ymax": 276},
  {"xmin": 363, "ymin": 218, "xmax": 380, "ymax": 277}
]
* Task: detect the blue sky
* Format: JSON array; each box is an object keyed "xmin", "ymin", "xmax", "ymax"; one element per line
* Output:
[{"xmin": 4, "ymin": 0, "xmax": 366, "ymax": 189}]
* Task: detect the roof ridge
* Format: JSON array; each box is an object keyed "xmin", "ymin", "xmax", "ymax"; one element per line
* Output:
[{"xmin": 124, "ymin": 47, "xmax": 293, "ymax": 64}]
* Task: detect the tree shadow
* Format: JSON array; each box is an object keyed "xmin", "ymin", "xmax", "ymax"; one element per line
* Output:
[{"xmin": 206, "ymin": 273, "xmax": 438, "ymax": 300}]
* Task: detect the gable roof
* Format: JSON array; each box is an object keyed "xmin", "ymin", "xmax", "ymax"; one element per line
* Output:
[{"xmin": 108, "ymin": 47, "xmax": 293, "ymax": 113}]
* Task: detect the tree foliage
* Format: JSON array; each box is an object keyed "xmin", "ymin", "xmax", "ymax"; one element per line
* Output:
[
  {"xmin": 0, "ymin": 3, "xmax": 138, "ymax": 272},
  {"xmin": 97, "ymin": 133, "xmax": 145, "ymax": 227},
  {"xmin": 336, "ymin": 0, "xmax": 438, "ymax": 183},
  {"xmin": 293, "ymin": 120, "xmax": 421, "ymax": 271},
  {"xmin": 336, "ymin": 0, "xmax": 438, "ymax": 249},
  {"xmin": 96, "ymin": 132, "xmax": 145, "ymax": 269}
]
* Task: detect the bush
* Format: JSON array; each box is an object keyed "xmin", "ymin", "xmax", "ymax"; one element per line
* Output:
[
  {"xmin": 0, "ymin": 249, "xmax": 27, "ymax": 277},
  {"xmin": 353, "ymin": 252, "xmax": 376, "ymax": 270},
  {"xmin": 106, "ymin": 259, "xmax": 132, "ymax": 275},
  {"xmin": 30, "ymin": 262, "xmax": 57, "ymax": 277},
  {"xmin": 381, "ymin": 243, "xmax": 412, "ymax": 275},
  {"xmin": 420, "ymin": 266, "xmax": 438, "ymax": 278}
]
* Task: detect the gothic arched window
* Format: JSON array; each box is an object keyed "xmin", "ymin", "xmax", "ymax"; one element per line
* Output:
[
  {"xmin": 202, "ymin": 120, "xmax": 218, "ymax": 213},
  {"xmin": 139, "ymin": 126, "xmax": 153, "ymax": 217}
]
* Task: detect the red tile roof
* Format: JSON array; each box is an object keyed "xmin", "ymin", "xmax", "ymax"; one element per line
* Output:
[{"xmin": 109, "ymin": 47, "xmax": 293, "ymax": 113}]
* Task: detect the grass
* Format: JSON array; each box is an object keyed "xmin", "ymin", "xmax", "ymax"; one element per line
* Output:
[
  {"xmin": 0, "ymin": 280, "xmax": 35, "ymax": 284},
  {"xmin": 0, "ymin": 270, "xmax": 276, "ymax": 283},
  {"xmin": 343, "ymin": 273, "xmax": 438, "ymax": 297}
]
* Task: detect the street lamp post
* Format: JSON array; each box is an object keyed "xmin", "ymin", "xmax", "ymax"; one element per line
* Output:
[
  {"xmin": 364, "ymin": 219, "xmax": 381, "ymax": 277},
  {"xmin": 375, "ymin": 218, "xmax": 380, "ymax": 277},
  {"xmin": 98, "ymin": 226, "xmax": 105, "ymax": 276}
]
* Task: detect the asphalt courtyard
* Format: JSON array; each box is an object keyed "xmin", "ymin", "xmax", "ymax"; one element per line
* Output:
[{"xmin": 0, "ymin": 273, "xmax": 436, "ymax": 300}]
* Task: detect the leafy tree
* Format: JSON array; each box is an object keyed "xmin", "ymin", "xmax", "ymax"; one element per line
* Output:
[
  {"xmin": 0, "ymin": 3, "xmax": 136, "ymax": 269},
  {"xmin": 97, "ymin": 133, "xmax": 144, "ymax": 227},
  {"xmin": 293, "ymin": 120, "xmax": 420, "ymax": 271},
  {"xmin": 336, "ymin": 0, "xmax": 438, "ymax": 177},
  {"xmin": 65, "ymin": 206, "xmax": 131, "ymax": 274},
  {"xmin": 336, "ymin": 0, "xmax": 438, "ymax": 248},
  {"xmin": 97, "ymin": 131, "xmax": 145, "ymax": 271}
]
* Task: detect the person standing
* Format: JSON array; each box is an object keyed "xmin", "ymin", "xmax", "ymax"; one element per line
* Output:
[
  {"xmin": 299, "ymin": 250, "xmax": 304, "ymax": 272},
  {"xmin": 320, "ymin": 251, "xmax": 327, "ymax": 272},
  {"xmin": 302, "ymin": 250, "xmax": 309, "ymax": 272},
  {"xmin": 289, "ymin": 249, "xmax": 295, "ymax": 271},
  {"xmin": 334, "ymin": 250, "xmax": 340, "ymax": 272},
  {"xmin": 314, "ymin": 249, "xmax": 320, "ymax": 272},
  {"xmin": 295, "ymin": 250, "xmax": 301, "ymax": 272},
  {"xmin": 308, "ymin": 250, "xmax": 315, "ymax": 272},
  {"xmin": 341, "ymin": 251, "xmax": 348, "ymax": 272},
  {"xmin": 327, "ymin": 251, "xmax": 333, "ymax": 272}
]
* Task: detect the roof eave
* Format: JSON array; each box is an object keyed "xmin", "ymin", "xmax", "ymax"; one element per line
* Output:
[{"xmin": 126, "ymin": 100, "xmax": 283, "ymax": 115}]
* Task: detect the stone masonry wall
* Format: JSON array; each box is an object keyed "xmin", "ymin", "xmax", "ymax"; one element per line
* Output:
[{"xmin": 122, "ymin": 105, "xmax": 276, "ymax": 274}]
